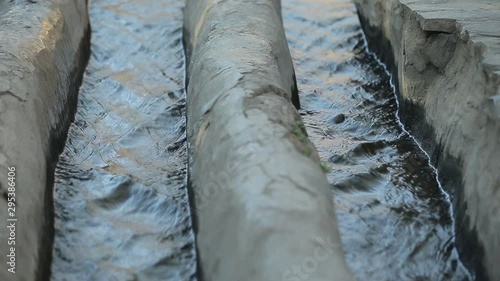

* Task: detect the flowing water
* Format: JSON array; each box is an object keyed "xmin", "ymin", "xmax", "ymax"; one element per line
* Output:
[
  {"xmin": 282, "ymin": 0, "xmax": 473, "ymax": 280},
  {"xmin": 50, "ymin": 0, "xmax": 196, "ymax": 280}
]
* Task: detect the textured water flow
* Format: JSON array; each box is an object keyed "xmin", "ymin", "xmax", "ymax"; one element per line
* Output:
[
  {"xmin": 283, "ymin": 0, "xmax": 473, "ymax": 280},
  {"xmin": 50, "ymin": 0, "xmax": 196, "ymax": 280}
]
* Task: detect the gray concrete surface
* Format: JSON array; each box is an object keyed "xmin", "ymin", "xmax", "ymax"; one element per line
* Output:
[
  {"xmin": 355, "ymin": 0, "xmax": 500, "ymax": 280},
  {"xmin": 0, "ymin": 0, "xmax": 89, "ymax": 280},
  {"xmin": 184, "ymin": 0, "xmax": 355, "ymax": 280},
  {"xmin": 0, "ymin": 0, "xmax": 8, "ymax": 14}
]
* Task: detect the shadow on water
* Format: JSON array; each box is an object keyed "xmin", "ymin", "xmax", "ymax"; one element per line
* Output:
[
  {"xmin": 282, "ymin": 0, "xmax": 472, "ymax": 280},
  {"xmin": 50, "ymin": 0, "xmax": 197, "ymax": 280}
]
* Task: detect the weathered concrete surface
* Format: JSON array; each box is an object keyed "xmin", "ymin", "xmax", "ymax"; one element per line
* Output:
[
  {"xmin": 355, "ymin": 0, "xmax": 500, "ymax": 280},
  {"xmin": 0, "ymin": 0, "xmax": 8, "ymax": 14},
  {"xmin": 0, "ymin": 0, "xmax": 89, "ymax": 280},
  {"xmin": 184, "ymin": 0, "xmax": 354, "ymax": 280}
]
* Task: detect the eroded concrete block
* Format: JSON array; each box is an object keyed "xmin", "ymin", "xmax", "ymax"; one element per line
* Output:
[
  {"xmin": 0, "ymin": 0, "xmax": 89, "ymax": 280},
  {"xmin": 184, "ymin": 0, "xmax": 354, "ymax": 280}
]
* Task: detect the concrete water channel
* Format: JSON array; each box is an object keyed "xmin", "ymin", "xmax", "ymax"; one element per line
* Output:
[
  {"xmin": 30, "ymin": 0, "xmax": 478, "ymax": 280},
  {"xmin": 1, "ymin": 0, "xmax": 499, "ymax": 280},
  {"xmin": 46, "ymin": 0, "xmax": 475, "ymax": 280}
]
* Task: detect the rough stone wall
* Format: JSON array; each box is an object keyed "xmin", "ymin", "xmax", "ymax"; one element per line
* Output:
[
  {"xmin": 0, "ymin": 0, "xmax": 89, "ymax": 280},
  {"xmin": 184, "ymin": 0, "xmax": 355, "ymax": 280},
  {"xmin": 354, "ymin": 0, "xmax": 500, "ymax": 280}
]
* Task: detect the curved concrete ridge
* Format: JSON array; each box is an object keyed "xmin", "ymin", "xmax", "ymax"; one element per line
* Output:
[
  {"xmin": 184, "ymin": 1, "xmax": 355, "ymax": 280},
  {"xmin": 0, "ymin": 0, "xmax": 89, "ymax": 280},
  {"xmin": 354, "ymin": 0, "xmax": 500, "ymax": 280}
]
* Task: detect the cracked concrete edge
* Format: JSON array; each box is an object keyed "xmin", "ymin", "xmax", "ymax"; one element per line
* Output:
[
  {"xmin": 0, "ymin": 0, "xmax": 90, "ymax": 280},
  {"xmin": 184, "ymin": 0, "xmax": 355, "ymax": 280},
  {"xmin": 354, "ymin": 0, "xmax": 500, "ymax": 280}
]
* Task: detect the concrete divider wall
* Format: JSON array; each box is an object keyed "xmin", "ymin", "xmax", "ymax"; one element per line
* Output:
[
  {"xmin": 354, "ymin": 0, "xmax": 500, "ymax": 280},
  {"xmin": 0, "ymin": 0, "xmax": 89, "ymax": 280},
  {"xmin": 184, "ymin": 0, "xmax": 355, "ymax": 280}
]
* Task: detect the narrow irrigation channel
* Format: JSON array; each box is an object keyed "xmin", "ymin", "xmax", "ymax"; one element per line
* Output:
[
  {"xmin": 47, "ymin": 0, "xmax": 476, "ymax": 280},
  {"xmin": 282, "ymin": 0, "xmax": 473, "ymax": 280},
  {"xmin": 50, "ymin": 0, "xmax": 197, "ymax": 280}
]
